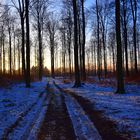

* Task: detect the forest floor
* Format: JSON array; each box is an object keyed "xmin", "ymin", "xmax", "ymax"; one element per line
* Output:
[{"xmin": 0, "ymin": 77, "xmax": 140, "ymax": 140}]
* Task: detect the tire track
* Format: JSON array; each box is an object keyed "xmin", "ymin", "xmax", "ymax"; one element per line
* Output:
[
  {"xmin": 37, "ymin": 83, "xmax": 76, "ymax": 140},
  {"xmin": 55, "ymin": 82, "xmax": 131, "ymax": 140},
  {"xmin": 2, "ymin": 90, "xmax": 46, "ymax": 140}
]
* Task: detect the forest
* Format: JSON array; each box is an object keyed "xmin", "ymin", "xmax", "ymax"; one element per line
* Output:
[{"xmin": 0, "ymin": 0, "xmax": 140, "ymax": 140}]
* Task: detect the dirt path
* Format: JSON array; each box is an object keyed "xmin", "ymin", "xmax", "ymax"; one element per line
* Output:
[
  {"xmin": 69, "ymin": 93, "xmax": 131, "ymax": 140},
  {"xmin": 37, "ymin": 92, "xmax": 76, "ymax": 140},
  {"xmin": 54, "ymin": 82, "xmax": 133, "ymax": 140}
]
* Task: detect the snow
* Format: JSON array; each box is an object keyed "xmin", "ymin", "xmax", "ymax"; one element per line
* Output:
[
  {"xmin": 64, "ymin": 93, "xmax": 102, "ymax": 140},
  {"xmin": 51, "ymin": 78, "xmax": 102, "ymax": 139},
  {"xmin": 1, "ymin": 76, "xmax": 140, "ymax": 139},
  {"xmin": 0, "ymin": 77, "xmax": 49, "ymax": 139},
  {"xmin": 55, "ymin": 78, "xmax": 140, "ymax": 139}
]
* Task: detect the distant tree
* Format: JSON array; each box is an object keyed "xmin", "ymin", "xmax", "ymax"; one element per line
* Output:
[
  {"xmin": 2, "ymin": 25, "xmax": 6, "ymax": 74},
  {"xmin": 130, "ymin": 0, "xmax": 138, "ymax": 73},
  {"xmin": 15, "ymin": 28, "xmax": 22, "ymax": 75},
  {"xmin": 31, "ymin": 0, "xmax": 48, "ymax": 80},
  {"xmin": 6, "ymin": 11, "xmax": 14, "ymax": 75},
  {"xmin": 121, "ymin": 0, "xmax": 129, "ymax": 76},
  {"xmin": 61, "ymin": 0, "xmax": 73, "ymax": 78},
  {"xmin": 45, "ymin": 14, "xmax": 57, "ymax": 78},
  {"xmin": 13, "ymin": 24, "xmax": 16, "ymax": 75},
  {"xmin": 59, "ymin": 25, "xmax": 66, "ymax": 77},
  {"xmin": 11, "ymin": 0, "xmax": 26, "ymax": 77},
  {"xmin": 96, "ymin": 0, "xmax": 101, "ymax": 81},
  {"xmin": 98, "ymin": 1, "xmax": 109, "ymax": 78}
]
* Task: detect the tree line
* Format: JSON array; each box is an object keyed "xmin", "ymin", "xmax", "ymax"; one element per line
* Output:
[{"xmin": 0, "ymin": 0, "xmax": 139, "ymax": 93}]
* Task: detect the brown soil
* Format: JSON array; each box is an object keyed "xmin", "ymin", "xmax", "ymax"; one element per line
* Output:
[
  {"xmin": 38, "ymin": 93, "xmax": 76, "ymax": 140},
  {"xmin": 70, "ymin": 93, "xmax": 133, "ymax": 140}
]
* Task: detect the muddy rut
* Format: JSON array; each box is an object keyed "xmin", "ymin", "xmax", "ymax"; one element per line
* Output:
[{"xmin": 38, "ymin": 93, "xmax": 76, "ymax": 140}]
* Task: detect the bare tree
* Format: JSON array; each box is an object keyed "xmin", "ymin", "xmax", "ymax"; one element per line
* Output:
[
  {"xmin": 31, "ymin": 0, "xmax": 48, "ymax": 80},
  {"xmin": 61, "ymin": 0, "xmax": 73, "ymax": 78},
  {"xmin": 15, "ymin": 28, "xmax": 22, "ymax": 75},
  {"xmin": 122, "ymin": 0, "xmax": 129, "ymax": 76},
  {"xmin": 45, "ymin": 13, "xmax": 57, "ymax": 78},
  {"xmin": 11, "ymin": 0, "xmax": 26, "ymax": 77}
]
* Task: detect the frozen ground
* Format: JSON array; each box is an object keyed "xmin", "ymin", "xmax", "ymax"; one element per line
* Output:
[
  {"xmin": 0, "ymin": 78, "xmax": 102, "ymax": 140},
  {"xmin": 0, "ymin": 78, "xmax": 49, "ymax": 139},
  {"xmin": 55, "ymin": 78, "xmax": 140, "ymax": 140},
  {"xmin": 1, "ymin": 76, "xmax": 140, "ymax": 140}
]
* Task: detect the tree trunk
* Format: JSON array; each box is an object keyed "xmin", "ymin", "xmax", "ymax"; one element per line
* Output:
[
  {"xmin": 17, "ymin": 38, "xmax": 21, "ymax": 75},
  {"xmin": 0, "ymin": 28, "xmax": 3, "ymax": 74},
  {"xmin": 73, "ymin": 0, "xmax": 81, "ymax": 87},
  {"xmin": 130, "ymin": 0, "xmax": 138, "ymax": 73},
  {"xmin": 51, "ymin": 43, "xmax": 55, "ymax": 78},
  {"xmin": 25, "ymin": 0, "xmax": 30, "ymax": 87},
  {"xmin": 122, "ymin": 0, "xmax": 129, "ymax": 76},
  {"xmin": 13, "ymin": 27, "xmax": 16, "ymax": 75},
  {"xmin": 2, "ymin": 33, "xmax": 5, "ymax": 74},
  {"xmin": 38, "ymin": 18, "xmax": 43, "ymax": 81},
  {"xmin": 81, "ymin": 0, "xmax": 86, "ymax": 81},
  {"xmin": 96, "ymin": 0, "xmax": 101, "ymax": 81},
  {"xmin": 21, "ymin": 16, "xmax": 26, "ymax": 77},
  {"xmin": 102, "ymin": 29, "xmax": 107, "ymax": 78},
  {"xmin": 8, "ymin": 27, "xmax": 12, "ymax": 75},
  {"xmin": 68, "ymin": 33, "xmax": 72, "ymax": 78},
  {"xmin": 115, "ymin": 0, "xmax": 125, "ymax": 93}
]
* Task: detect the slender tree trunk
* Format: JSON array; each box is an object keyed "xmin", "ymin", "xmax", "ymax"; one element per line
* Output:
[
  {"xmin": 2, "ymin": 34, "xmax": 5, "ymax": 74},
  {"xmin": 63, "ymin": 32, "xmax": 66, "ymax": 77},
  {"xmin": 122, "ymin": 0, "xmax": 129, "ymax": 76},
  {"xmin": 130, "ymin": 0, "xmax": 138, "ymax": 73},
  {"xmin": 8, "ymin": 27, "xmax": 12, "ymax": 75},
  {"xmin": 133, "ymin": 20, "xmax": 138, "ymax": 73},
  {"xmin": 68, "ymin": 33, "xmax": 72, "ymax": 78},
  {"xmin": 17, "ymin": 38, "xmax": 20, "ymax": 75},
  {"xmin": 102, "ymin": 29, "xmax": 107, "ymax": 77},
  {"xmin": 94, "ymin": 41, "xmax": 96, "ymax": 75},
  {"xmin": 77, "ymin": 11, "xmax": 82, "ymax": 79},
  {"xmin": 115, "ymin": 0, "xmax": 125, "ymax": 93},
  {"xmin": 81, "ymin": 0, "xmax": 86, "ymax": 81},
  {"xmin": 91, "ymin": 42, "xmax": 94, "ymax": 74},
  {"xmin": 38, "ymin": 19, "xmax": 43, "ymax": 81},
  {"xmin": 50, "ymin": 38, "xmax": 55, "ymax": 78},
  {"xmin": 96, "ymin": 0, "xmax": 101, "ymax": 81},
  {"xmin": 0, "ymin": 39, "xmax": 2, "ymax": 74},
  {"xmin": 25, "ymin": 0, "xmax": 30, "ymax": 87},
  {"xmin": 13, "ymin": 28, "xmax": 16, "ymax": 75},
  {"xmin": 112, "ymin": 44, "xmax": 115, "ymax": 73},
  {"xmin": 73, "ymin": 0, "xmax": 81, "ymax": 87},
  {"xmin": 21, "ymin": 17, "xmax": 26, "ymax": 77}
]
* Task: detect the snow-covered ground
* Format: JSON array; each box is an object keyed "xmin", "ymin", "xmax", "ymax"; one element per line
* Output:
[
  {"xmin": 55, "ymin": 78, "xmax": 140, "ymax": 139},
  {"xmin": 0, "ymin": 78, "xmax": 49, "ymax": 139},
  {"xmin": 1, "ymin": 76, "xmax": 140, "ymax": 139}
]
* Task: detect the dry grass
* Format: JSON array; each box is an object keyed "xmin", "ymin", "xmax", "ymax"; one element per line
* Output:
[
  {"xmin": 125, "ymin": 72, "xmax": 140, "ymax": 84},
  {"xmin": 87, "ymin": 77, "xmax": 116, "ymax": 87},
  {"xmin": 0, "ymin": 74, "xmax": 40, "ymax": 88},
  {"xmin": 63, "ymin": 79, "xmax": 72, "ymax": 84}
]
